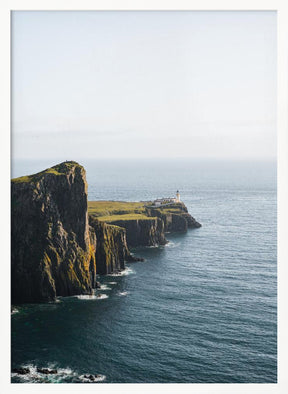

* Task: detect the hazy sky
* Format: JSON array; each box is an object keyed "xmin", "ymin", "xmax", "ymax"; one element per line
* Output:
[{"xmin": 12, "ymin": 11, "xmax": 276, "ymax": 161}]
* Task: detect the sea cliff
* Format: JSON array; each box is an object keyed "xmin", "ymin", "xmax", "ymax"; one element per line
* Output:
[
  {"xmin": 11, "ymin": 161, "xmax": 201, "ymax": 303},
  {"xmin": 89, "ymin": 217, "xmax": 137, "ymax": 275},
  {"xmin": 88, "ymin": 200, "xmax": 201, "ymax": 247},
  {"xmin": 11, "ymin": 162, "xmax": 97, "ymax": 303}
]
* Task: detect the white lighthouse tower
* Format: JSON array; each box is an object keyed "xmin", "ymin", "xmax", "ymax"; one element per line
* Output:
[{"xmin": 176, "ymin": 190, "xmax": 180, "ymax": 202}]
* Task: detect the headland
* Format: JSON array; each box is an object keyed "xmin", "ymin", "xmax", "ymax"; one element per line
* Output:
[{"xmin": 11, "ymin": 161, "xmax": 201, "ymax": 303}]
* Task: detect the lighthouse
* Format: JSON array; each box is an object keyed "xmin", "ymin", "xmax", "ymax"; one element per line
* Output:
[{"xmin": 176, "ymin": 190, "xmax": 180, "ymax": 202}]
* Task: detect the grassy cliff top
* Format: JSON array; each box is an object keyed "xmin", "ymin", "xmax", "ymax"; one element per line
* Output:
[
  {"xmin": 88, "ymin": 201, "xmax": 148, "ymax": 217},
  {"xmin": 97, "ymin": 213, "xmax": 156, "ymax": 223},
  {"xmin": 12, "ymin": 161, "xmax": 82, "ymax": 184},
  {"xmin": 88, "ymin": 200, "xmax": 186, "ymax": 223}
]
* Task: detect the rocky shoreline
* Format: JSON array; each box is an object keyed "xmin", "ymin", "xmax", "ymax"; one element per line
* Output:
[
  {"xmin": 11, "ymin": 365, "xmax": 106, "ymax": 383},
  {"xmin": 11, "ymin": 161, "xmax": 201, "ymax": 303}
]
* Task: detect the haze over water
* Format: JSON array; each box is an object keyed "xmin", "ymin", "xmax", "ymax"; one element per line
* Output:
[{"xmin": 11, "ymin": 159, "xmax": 277, "ymax": 383}]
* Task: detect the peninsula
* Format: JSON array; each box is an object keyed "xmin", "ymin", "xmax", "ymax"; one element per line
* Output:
[{"xmin": 11, "ymin": 161, "xmax": 201, "ymax": 303}]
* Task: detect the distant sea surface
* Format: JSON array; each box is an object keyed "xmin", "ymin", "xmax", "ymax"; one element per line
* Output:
[{"xmin": 11, "ymin": 159, "xmax": 277, "ymax": 383}]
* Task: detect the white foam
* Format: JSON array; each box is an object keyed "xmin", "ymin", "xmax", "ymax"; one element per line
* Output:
[
  {"xmin": 100, "ymin": 284, "xmax": 112, "ymax": 291},
  {"xmin": 108, "ymin": 281, "xmax": 117, "ymax": 285},
  {"xmin": 117, "ymin": 291, "xmax": 129, "ymax": 297},
  {"xmin": 76, "ymin": 294, "xmax": 109, "ymax": 300},
  {"xmin": 11, "ymin": 364, "xmax": 65, "ymax": 383},
  {"xmin": 165, "ymin": 241, "xmax": 180, "ymax": 248},
  {"xmin": 108, "ymin": 267, "xmax": 135, "ymax": 277},
  {"xmin": 11, "ymin": 308, "xmax": 19, "ymax": 315},
  {"xmin": 79, "ymin": 374, "xmax": 106, "ymax": 383},
  {"xmin": 11, "ymin": 364, "xmax": 105, "ymax": 383}
]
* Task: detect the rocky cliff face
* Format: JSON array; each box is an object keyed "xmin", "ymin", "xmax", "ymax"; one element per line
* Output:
[
  {"xmin": 89, "ymin": 217, "xmax": 136, "ymax": 275},
  {"xmin": 147, "ymin": 203, "xmax": 201, "ymax": 232},
  {"xmin": 12, "ymin": 162, "xmax": 202, "ymax": 303},
  {"xmin": 11, "ymin": 162, "xmax": 97, "ymax": 303},
  {"xmin": 107, "ymin": 217, "xmax": 167, "ymax": 247}
]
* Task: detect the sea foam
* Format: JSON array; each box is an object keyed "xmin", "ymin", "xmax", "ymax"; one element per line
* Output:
[
  {"xmin": 76, "ymin": 294, "xmax": 109, "ymax": 300},
  {"xmin": 100, "ymin": 284, "xmax": 112, "ymax": 291},
  {"xmin": 11, "ymin": 363, "xmax": 106, "ymax": 383},
  {"xmin": 117, "ymin": 291, "xmax": 129, "ymax": 297},
  {"xmin": 108, "ymin": 267, "xmax": 135, "ymax": 277}
]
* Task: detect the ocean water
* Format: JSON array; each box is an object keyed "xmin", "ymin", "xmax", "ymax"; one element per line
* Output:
[{"xmin": 11, "ymin": 159, "xmax": 277, "ymax": 383}]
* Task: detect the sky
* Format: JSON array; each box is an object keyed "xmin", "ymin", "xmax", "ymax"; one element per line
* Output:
[{"xmin": 11, "ymin": 11, "xmax": 277, "ymax": 161}]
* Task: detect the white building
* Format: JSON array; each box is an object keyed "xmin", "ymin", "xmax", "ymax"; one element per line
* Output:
[{"xmin": 153, "ymin": 191, "xmax": 180, "ymax": 206}]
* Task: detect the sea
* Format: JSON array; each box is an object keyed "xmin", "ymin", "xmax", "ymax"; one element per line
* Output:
[{"xmin": 11, "ymin": 159, "xmax": 277, "ymax": 383}]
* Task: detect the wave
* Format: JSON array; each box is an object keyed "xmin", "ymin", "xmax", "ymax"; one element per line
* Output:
[
  {"xmin": 49, "ymin": 298, "xmax": 61, "ymax": 304},
  {"xmin": 108, "ymin": 267, "xmax": 135, "ymax": 277},
  {"xmin": 100, "ymin": 284, "xmax": 112, "ymax": 291},
  {"xmin": 79, "ymin": 374, "xmax": 106, "ymax": 383},
  {"xmin": 165, "ymin": 241, "xmax": 180, "ymax": 249},
  {"xmin": 11, "ymin": 308, "xmax": 19, "ymax": 315},
  {"xmin": 117, "ymin": 291, "xmax": 129, "ymax": 297},
  {"xmin": 76, "ymin": 293, "xmax": 109, "ymax": 300},
  {"xmin": 11, "ymin": 364, "xmax": 106, "ymax": 383},
  {"xmin": 108, "ymin": 281, "xmax": 117, "ymax": 285}
]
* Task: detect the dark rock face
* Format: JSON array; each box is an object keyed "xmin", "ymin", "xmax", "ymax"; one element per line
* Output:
[
  {"xmin": 11, "ymin": 162, "xmax": 97, "ymax": 303},
  {"xmin": 181, "ymin": 212, "xmax": 201, "ymax": 228},
  {"xmin": 89, "ymin": 217, "xmax": 134, "ymax": 274},
  {"xmin": 11, "ymin": 161, "xmax": 202, "ymax": 304},
  {"xmin": 147, "ymin": 203, "xmax": 201, "ymax": 232},
  {"xmin": 12, "ymin": 368, "xmax": 30, "ymax": 375},
  {"xmin": 37, "ymin": 368, "xmax": 58, "ymax": 375},
  {"xmin": 108, "ymin": 218, "xmax": 167, "ymax": 247}
]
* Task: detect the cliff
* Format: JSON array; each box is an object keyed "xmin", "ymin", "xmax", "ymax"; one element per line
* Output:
[
  {"xmin": 11, "ymin": 161, "xmax": 97, "ymax": 303},
  {"xmin": 107, "ymin": 217, "xmax": 167, "ymax": 247},
  {"xmin": 11, "ymin": 162, "xmax": 201, "ymax": 303},
  {"xmin": 89, "ymin": 216, "xmax": 139, "ymax": 275},
  {"xmin": 88, "ymin": 201, "xmax": 201, "ymax": 247},
  {"xmin": 146, "ymin": 203, "xmax": 201, "ymax": 232}
]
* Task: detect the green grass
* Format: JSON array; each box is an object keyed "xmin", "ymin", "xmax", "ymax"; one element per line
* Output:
[
  {"xmin": 97, "ymin": 213, "xmax": 156, "ymax": 222},
  {"xmin": 11, "ymin": 161, "xmax": 81, "ymax": 184},
  {"xmin": 88, "ymin": 200, "xmax": 185, "ymax": 223},
  {"xmin": 157, "ymin": 207, "xmax": 183, "ymax": 214},
  {"xmin": 88, "ymin": 201, "xmax": 148, "ymax": 217}
]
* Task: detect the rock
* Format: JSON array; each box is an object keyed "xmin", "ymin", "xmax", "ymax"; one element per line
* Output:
[
  {"xmin": 107, "ymin": 217, "xmax": 167, "ymax": 247},
  {"xmin": 127, "ymin": 255, "xmax": 145, "ymax": 262},
  {"xmin": 12, "ymin": 161, "xmax": 202, "ymax": 303},
  {"xmin": 12, "ymin": 368, "xmax": 30, "ymax": 375},
  {"xmin": 37, "ymin": 368, "xmax": 58, "ymax": 374},
  {"xmin": 147, "ymin": 203, "xmax": 201, "ymax": 231},
  {"xmin": 11, "ymin": 161, "xmax": 97, "ymax": 303},
  {"xmin": 82, "ymin": 374, "xmax": 102, "ymax": 382},
  {"xmin": 182, "ymin": 213, "xmax": 202, "ymax": 228},
  {"xmin": 89, "ymin": 217, "xmax": 133, "ymax": 274}
]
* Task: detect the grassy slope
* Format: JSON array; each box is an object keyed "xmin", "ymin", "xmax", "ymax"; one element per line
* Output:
[
  {"xmin": 88, "ymin": 201, "xmax": 153, "ymax": 222},
  {"xmin": 88, "ymin": 201, "xmax": 146, "ymax": 216},
  {"xmin": 88, "ymin": 200, "xmax": 185, "ymax": 223}
]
